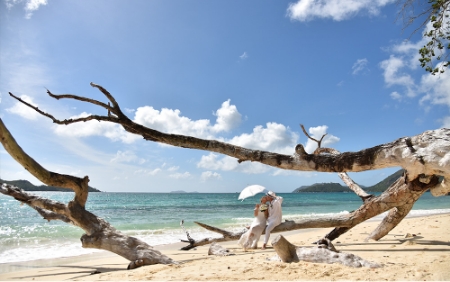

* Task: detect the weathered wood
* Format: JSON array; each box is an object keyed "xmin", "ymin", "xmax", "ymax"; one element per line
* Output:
[
  {"xmin": 271, "ymin": 235, "xmax": 381, "ymax": 268},
  {"xmin": 179, "ymin": 221, "xmax": 243, "ymax": 250},
  {"xmin": 0, "ymin": 184, "xmax": 176, "ymax": 269},
  {"xmin": 271, "ymin": 235, "xmax": 299, "ymax": 263},
  {"xmin": 208, "ymin": 242, "xmax": 234, "ymax": 256},
  {"xmin": 0, "ymin": 118, "xmax": 176, "ymax": 269},
  {"xmin": 365, "ymin": 173, "xmax": 436, "ymax": 240},
  {"xmin": 0, "ymin": 119, "xmax": 89, "ymax": 206}
]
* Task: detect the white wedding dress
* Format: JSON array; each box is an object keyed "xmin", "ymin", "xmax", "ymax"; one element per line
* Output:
[{"xmin": 238, "ymin": 208, "xmax": 267, "ymax": 250}]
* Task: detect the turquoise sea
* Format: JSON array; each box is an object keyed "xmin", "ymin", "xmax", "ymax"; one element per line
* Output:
[{"xmin": 1, "ymin": 192, "xmax": 449, "ymax": 264}]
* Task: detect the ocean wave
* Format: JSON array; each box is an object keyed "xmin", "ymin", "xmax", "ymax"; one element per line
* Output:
[{"xmin": 0, "ymin": 241, "xmax": 100, "ymax": 264}]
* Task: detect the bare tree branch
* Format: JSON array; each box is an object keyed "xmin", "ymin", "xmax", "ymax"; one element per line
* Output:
[
  {"xmin": 300, "ymin": 124, "xmax": 327, "ymax": 152},
  {"xmin": 12, "ymin": 84, "xmax": 450, "ymax": 188},
  {"xmin": 47, "ymin": 90, "xmax": 115, "ymax": 113},
  {"xmin": 0, "ymin": 119, "xmax": 176, "ymax": 269},
  {"xmin": 0, "ymin": 118, "xmax": 90, "ymax": 206}
]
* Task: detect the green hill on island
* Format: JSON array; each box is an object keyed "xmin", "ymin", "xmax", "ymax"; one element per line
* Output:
[
  {"xmin": 0, "ymin": 179, "xmax": 102, "ymax": 192},
  {"xmin": 293, "ymin": 169, "xmax": 404, "ymax": 193}
]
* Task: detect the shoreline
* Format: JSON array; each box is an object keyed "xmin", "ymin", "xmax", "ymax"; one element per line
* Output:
[{"xmin": 0, "ymin": 213, "xmax": 449, "ymax": 281}]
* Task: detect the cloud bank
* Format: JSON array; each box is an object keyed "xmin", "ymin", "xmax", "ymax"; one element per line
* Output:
[{"xmin": 287, "ymin": 0, "xmax": 395, "ymax": 22}]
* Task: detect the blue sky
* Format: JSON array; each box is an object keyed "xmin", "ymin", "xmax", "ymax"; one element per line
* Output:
[{"xmin": 1, "ymin": 0, "xmax": 449, "ymax": 193}]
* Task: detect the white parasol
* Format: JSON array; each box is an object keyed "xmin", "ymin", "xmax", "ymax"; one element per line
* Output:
[{"xmin": 238, "ymin": 185, "xmax": 266, "ymax": 201}]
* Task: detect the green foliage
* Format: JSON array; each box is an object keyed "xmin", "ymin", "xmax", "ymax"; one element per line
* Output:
[
  {"xmin": 0, "ymin": 178, "xmax": 102, "ymax": 192},
  {"xmin": 418, "ymin": 0, "xmax": 450, "ymax": 74}
]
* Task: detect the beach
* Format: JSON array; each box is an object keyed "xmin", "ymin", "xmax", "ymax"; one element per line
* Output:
[{"xmin": 0, "ymin": 213, "xmax": 449, "ymax": 281}]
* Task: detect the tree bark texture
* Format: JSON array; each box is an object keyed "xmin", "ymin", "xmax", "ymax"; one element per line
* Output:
[
  {"xmin": 271, "ymin": 235, "xmax": 381, "ymax": 268},
  {"xmin": 0, "ymin": 119, "xmax": 176, "ymax": 269},
  {"xmin": 271, "ymin": 234, "xmax": 299, "ymax": 263}
]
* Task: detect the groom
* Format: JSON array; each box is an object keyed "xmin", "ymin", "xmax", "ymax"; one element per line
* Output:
[{"xmin": 261, "ymin": 191, "xmax": 283, "ymax": 250}]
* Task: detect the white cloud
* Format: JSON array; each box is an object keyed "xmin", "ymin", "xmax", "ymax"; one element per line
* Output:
[
  {"xmin": 212, "ymin": 100, "xmax": 242, "ymax": 132},
  {"xmin": 380, "ymin": 25, "xmax": 450, "ymax": 127},
  {"xmin": 240, "ymin": 52, "xmax": 248, "ymax": 60},
  {"xmin": 201, "ymin": 171, "xmax": 222, "ymax": 182},
  {"xmin": 380, "ymin": 55, "xmax": 417, "ymax": 97},
  {"xmin": 169, "ymin": 172, "xmax": 191, "ymax": 179},
  {"xmin": 304, "ymin": 125, "xmax": 340, "ymax": 154},
  {"xmin": 5, "ymin": 0, "xmax": 48, "ymax": 19},
  {"xmin": 5, "ymin": 0, "xmax": 16, "ymax": 9},
  {"xmin": 110, "ymin": 150, "xmax": 146, "ymax": 164},
  {"xmin": 197, "ymin": 153, "xmax": 271, "ymax": 174},
  {"xmin": 197, "ymin": 122, "xmax": 301, "ymax": 174},
  {"xmin": 197, "ymin": 153, "xmax": 236, "ymax": 171},
  {"xmin": 148, "ymin": 168, "xmax": 162, "ymax": 175},
  {"xmin": 6, "ymin": 95, "xmax": 41, "ymax": 120},
  {"xmin": 197, "ymin": 123, "xmax": 340, "ymax": 174},
  {"xmin": 133, "ymin": 100, "xmax": 241, "ymax": 139},
  {"xmin": 390, "ymin": 91, "xmax": 402, "ymax": 101},
  {"xmin": 287, "ymin": 0, "xmax": 395, "ymax": 22},
  {"xmin": 352, "ymin": 58, "xmax": 369, "ymax": 75},
  {"xmin": 167, "ymin": 166, "xmax": 179, "ymax": 172},
  {"xmin": 25, "ymin": 0, "xmax": 47, "ymax": 19},
  {"xmin": 134, "ymin": 168, "xmax": 161, "ymax": 176},
  {"xmin": 419, "ymin": 67, "xmax": 450, "ymax": 108},
  {"xmin": 228, "ymin": 122, "xmax": 299, "ymax": 154}
]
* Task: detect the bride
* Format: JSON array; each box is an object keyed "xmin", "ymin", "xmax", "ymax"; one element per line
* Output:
[{"xmin": 238, "ymin": 197, "xmax": 269, "ymax": 250}]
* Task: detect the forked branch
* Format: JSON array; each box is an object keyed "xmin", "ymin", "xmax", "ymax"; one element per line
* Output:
[{"xmin": 8, "ymin": 84, "xmax": 450, "ymax": 191}]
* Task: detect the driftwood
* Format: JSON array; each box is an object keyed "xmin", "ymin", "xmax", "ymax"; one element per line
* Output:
[
  {"xmin": 271, "ymin": 235, "xmax": 381, "ymax": 268},
  {"xmin": 1, "ymin": 82, "xmax": 449, "ymax": 268},
  {"xmin": 0, "ymin": 120, "xmax": 176, "ymax": 269},
  {"xmin": 271, "ymin": 234, "xmax": 299, "ymax": 262},
  {"xmin": 179, "ymin": 221, "xmax": 244, "ymax": 250},
  {"xmin": 208, "ymin": 242, "xmax": 234, "ymax": 256}
]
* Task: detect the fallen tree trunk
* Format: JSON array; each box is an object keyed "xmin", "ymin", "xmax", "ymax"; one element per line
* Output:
[
  {"xmin": 8, "ymin": 84, "xmax": 450, "ymax": 190},
  {"xmin": 0, "ymin": 120, "xmax": 176, "ymax": 269}
]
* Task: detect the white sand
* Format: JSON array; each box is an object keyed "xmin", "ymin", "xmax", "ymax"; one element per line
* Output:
[{"xmin": 1, "ymin": 213, "xmax": 449, "ymax": 281}]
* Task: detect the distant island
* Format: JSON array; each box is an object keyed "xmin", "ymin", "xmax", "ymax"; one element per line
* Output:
[
  {"xmin": 0, "ymin": 178, "xmax": 102, "ymax": 192},
  {"xmin": 293, "ymin": 170, "xmax": 405, "ymax": 193}
]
